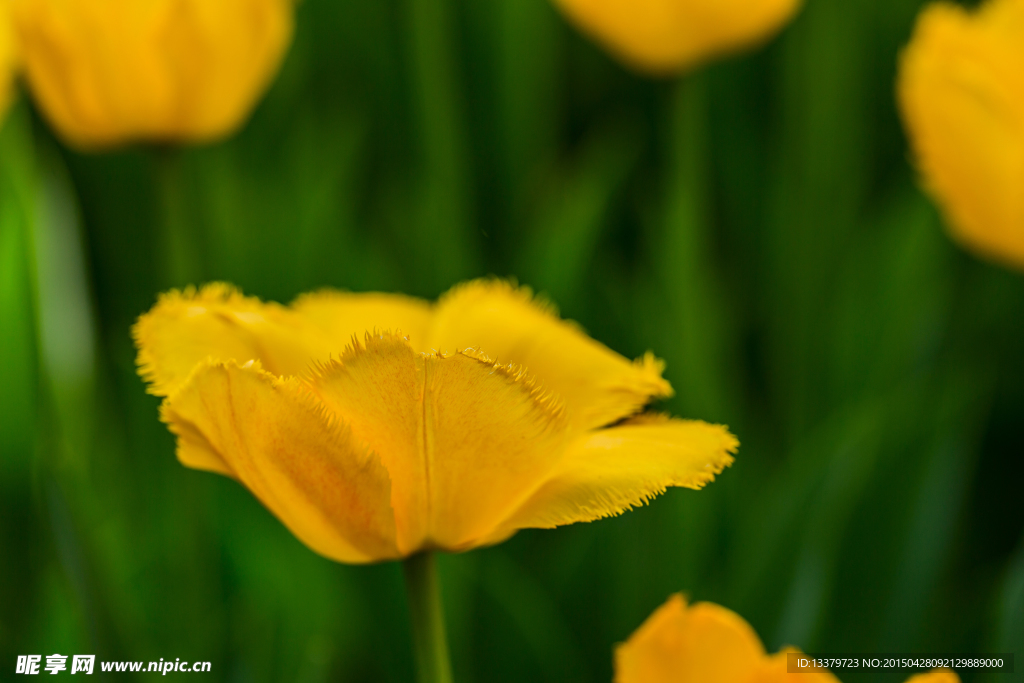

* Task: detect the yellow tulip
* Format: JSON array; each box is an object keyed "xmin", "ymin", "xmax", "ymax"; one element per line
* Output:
[
  {"xmin": 0, "ymin": 1, "xmax": 17, "ymax": 122},
  {"xmin": 553, "ymin": 0, "xmax": 801, "ymax": 74},
  {"xmin": 615, "ymin": 594, "xmax": 961, "ymax": 683},
  {"xmin": 133, "ymin": 280, "xmax": 737, "ymax": 564},
  {"xmin": 615, "ymin": 595, "xmax": 837, "ymax": 683},
  {"xmin": 904, "ymin": 675, "xmax": 961, "ymax": 683},
  {"xmin": 12, "ymin": 0, "xmax": 293, "ymax": 149},
  {"xmin": 897, "ymin": 0, "xmax": 1024, "ymax": 271}
]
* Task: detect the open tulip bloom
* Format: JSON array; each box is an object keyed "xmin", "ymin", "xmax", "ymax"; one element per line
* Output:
[
  {"xmin": 616, "ymin": 595, "xmax": 961, "ymax": 683},
  {"xmin": 134, "ymin": 279, "xmax": 737, "ymax": 681}
]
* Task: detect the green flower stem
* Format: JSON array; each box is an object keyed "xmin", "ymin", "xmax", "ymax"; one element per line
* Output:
[
  {"xmin": 405, "ymin": 0, "xmax": 474, "ymax": 290},
  {"xmin": 152, "ymin": 148, "xmax": 202, "ymax": 287},
  {"xmin": 658, "ymin": 74, "xmax": 733, "ymax": 420},
  {"xmin": 402, "ymin": 552, "xmax": 454, "ymax": 683}
]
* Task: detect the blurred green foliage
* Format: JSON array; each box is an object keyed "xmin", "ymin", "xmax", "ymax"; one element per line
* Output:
[{"xmin": 1, "ymin": 0, "xmax": 1023, "ymax": 681}]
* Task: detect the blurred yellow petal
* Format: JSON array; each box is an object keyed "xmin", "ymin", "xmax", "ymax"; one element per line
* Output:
[
  {"xmin": 553, "ymin": 0, "xmax": 801, "ymax": 74},
  {"xmin": 744, "ymin": 649, "xmax": 841, "ymax": 683},
  {"xmin": 133, "ymin": 283, "xmax": 337, "ymax": 397},
  {"xmin": 615, "ymin": 595, "xmax": 764, "ymax": 683},
  {"xmin": 292, "ymin": 289, "xmax": 433, "ymax": 350},
  {"xmin": 488, "ymin": 415, "xmax": 735, "ymax": 538},
  {"xmin": 616, "ymin": 598, "xmax": 846, "ymax": 683},
  {"xmin": 161, "ymin": 359, "xmax": 400, "ymax": 564},
  {"xmin": 427, "ymin": 280, "xmax": 672, "ymax": 431},
  {"xmin": 904, "ymin": 672, "xmax": 961, "ymax": 683},
  {"xmin": 898, "ymin": 0, "xmax": 1024, "ymax": 270},
  {"xmin": 0, "ymin": 1, "xmax": 17, "ymax": 122},
  {"xmin": 13, "ymin": 0, "xmax": 293, "ymax": 148},
  {"xmin": 312, "ymin": 334, "xmax": 570, "ymax": 553}
]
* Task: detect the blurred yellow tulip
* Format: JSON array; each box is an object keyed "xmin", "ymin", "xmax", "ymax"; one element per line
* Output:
[
  {"xmin": 553, "ymin": 0, "xmax": 801, "ymax": 74},
  {"xmin": 615, "ymin": 595, "xmax": 838, "ymax": 683},
  {"xmin": 615, "ymin": 594, "xmax": 961, "ymax": 683},
  {"xmin": 0, "ymin": 1, "xmax": 18, "ymax": 122},
  {"xmin": 898, "ymin": 0, "xmax": 1024, "ymax": 271},
  {"xmin": 12, "ymin": 0, "xmax": 293, "ymax": 149},
  {"xmin": 904, "ymin": 674, "xmax": 961, "ymax": 683},
  {"xmin": 133, "ymin": 280, "xmax": 737, "ymax": 564}
]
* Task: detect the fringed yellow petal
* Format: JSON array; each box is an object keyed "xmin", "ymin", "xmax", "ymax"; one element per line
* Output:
[
  {"xmin": 904, "ymin": 672, "xmax": 961, "ymax": 683},
  {"xmin": 133, "ymin": 283, "xmax": 336, "ymax": 397},
  {"xmin": 897, "ymin": 0, "xmax": 1024, "ymax": 270},
  {"xmin": 489, "ymin": 415, "xmax": 735, "ymax": 537},
  {"xmin": 311, "ymin": 334, "xmax": 571, "ymax": 553},
  {"xmin": 553, "ymin": 0, "xmax": 800, "ymax": 75},
  {"xmin": 428, "ymin": 279, "xmax": 672, "ymax": 431},
  {"xmin": 745, "ymin": 649, "xmax": 841, "ymax": 683},
  {"xmin": 615, "ymin": 595, "xmax": 764, "ymax": 683},
  {"xmin": 13, "ymin": 0, "xmax": 293, "ymax": 148},
  {"xmin": 161, "ymin": 359, "xmax": 400, "ymax": 564},
  {"xmin": 292, "ymin": 289, "xmax": 433, "ymax": 350},
  {"xmin": 165, "ymin": 408, "xmax": 233, "ymax": 477},
  {"xmin": 308, "ymin": 333, "xmax": 429, "ymax": 555},
  {"xmin": 421, "ymin": 348, "xmax": 569, "ymax": 550}
]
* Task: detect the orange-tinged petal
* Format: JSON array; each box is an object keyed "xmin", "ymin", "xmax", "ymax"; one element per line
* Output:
[
  {"xmin": 162, "ymin": 359, "xmax": 400, "ymax": 564},
  {"xmin": 308, "ymin": 334, "xmax": 429, "ymax": 555},
  {"xmin": 615, "ymin": 595, "xmax": 764, "ymax": 683},
  {"xmin": 311, "ymin": 334, "xmax": 571, "ymax": 553},
  {"xmin": 488, "ymin": 415, "xmax": 735, "ymax": 538},
  {"xmin": 292, "ymin": 290, "xmax": 433, "ymax": 350},
  {"xmin": 897, "ymin": 0, "xmax": 1024, "ymax": 270},
  {"xmin": 744, "ymin": 649, "xmax": 841, "ymax": 683},
  {"xmin": 133, "ymin": 284, "xmax": 337, "ymax": 397},
  {"xmin": 421, "ymin": 348, "xmax": 569, "ymax": 550},
  {"xmin": 553, "ymin": 0, "xmax": 800, "ymax": 74},
  {"xmin": 167, "ymin": 407, "xmax": 233, "ymax": 477},
  {"xmin": 426, "ymin": 280, "xmax": 672, "ymax": 431},
  {"xmin": 13, "ymin": 0, "xmax": 292, "ymax": 148},
  {"xmin": 904, "ymin": 672, "xmax": 961, "ymax": 683}
]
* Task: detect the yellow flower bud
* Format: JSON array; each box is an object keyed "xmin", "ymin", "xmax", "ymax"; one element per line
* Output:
[
  {"xmin": 12, "ymin": 0, "xmax": 294, "ymax": 149},
  {"xmin": 553, "ymin": 0, "xmax": 801, "ymax": 74},
  {"xmin": 898, "ymin": 0, "xmax": 1024, "ymax": 271}
]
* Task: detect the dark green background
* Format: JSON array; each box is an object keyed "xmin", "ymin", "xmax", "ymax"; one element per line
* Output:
[{"xmin": 1, "ymin": 0, "xmax": 1022, "ymax": 680}]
